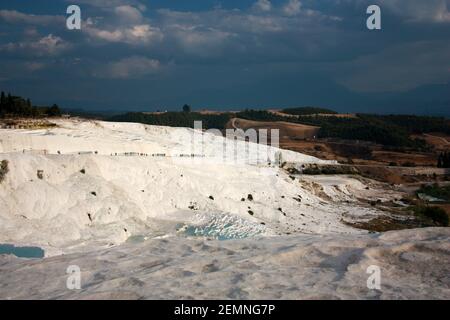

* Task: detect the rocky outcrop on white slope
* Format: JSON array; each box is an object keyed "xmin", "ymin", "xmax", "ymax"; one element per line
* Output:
[
  {"xmin": 0, "ymin": 152, "xmax": 390, "ymax": 256},
  {"xmin": 0, "ymin": 227, "xmax": 449, "ymax": 300}
]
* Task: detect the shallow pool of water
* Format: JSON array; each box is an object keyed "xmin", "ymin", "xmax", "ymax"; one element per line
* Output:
[
  {"xmin": 184, "ymin": 225, "xmax": 237, "ymax": 240},
  {"xmin": 0, "ymin": 244, "xmax": 45, "ymax": 258},
  {"xmin": 126, "ymin": 235, "xmax": 147, "ymax": 243},
  {"xmin": 183, "ymin": 223, "xmax": 263, "ymax": 241}
]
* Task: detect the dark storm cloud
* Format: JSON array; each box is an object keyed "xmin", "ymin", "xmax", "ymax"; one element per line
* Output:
[{"xmin": 0, "ymin": 0, "xmax": 449, "ymax": 114}]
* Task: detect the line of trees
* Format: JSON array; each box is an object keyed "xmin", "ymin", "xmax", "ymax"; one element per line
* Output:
[
  {"xmin": 0, "ymin": 91, "xmax": 61, "ymax": 118},
  {"xmin": 437, "ymin": 151, "xmax": 450, "ymax": 168}
]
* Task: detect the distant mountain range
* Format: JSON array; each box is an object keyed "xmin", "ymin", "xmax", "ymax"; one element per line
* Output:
[
  {"xmin": 361, "ymin": 83, "xmax": 450, "ymax": 117},
  {"xmin": 53, "ymin": 82, "xmax": 450, "ymax": 117}
]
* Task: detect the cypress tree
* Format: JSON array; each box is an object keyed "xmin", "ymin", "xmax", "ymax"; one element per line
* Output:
[
  {"xmin": 0, "ymin": 92, "xmax": 5, "ymax": 115},
  {"xmin": 6, "ymin": 93, "xmax": 12, "ymax": 113},
  {"xmin": 47, "ymin": 104, "xmax": 61, "ymax": 117},
  {"xmin": 24, "ymin": 98, "xmax": 32, "ymax": 116},
  {"xmin": 438, "ymin": 153, "xmax": 443, "ymax": 168},
  {"xmin": 182, "ymin": 104, "xmax": 191, "ymax": 113}
]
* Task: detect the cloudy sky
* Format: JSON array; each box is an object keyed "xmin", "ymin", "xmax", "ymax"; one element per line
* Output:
[{"xmin": 0, "ymin": 0, "xmax": 449, "ymax": 114}]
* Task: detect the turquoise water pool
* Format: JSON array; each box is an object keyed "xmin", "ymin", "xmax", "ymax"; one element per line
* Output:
[{"xmin": 0, "ymin": 244, "xmax": 45, "ymax": 258}]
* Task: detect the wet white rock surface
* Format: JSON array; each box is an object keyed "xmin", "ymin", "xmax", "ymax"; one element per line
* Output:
[{"xmin": 0, "ymin": 228, "xmax": 449, "ymax": 300}]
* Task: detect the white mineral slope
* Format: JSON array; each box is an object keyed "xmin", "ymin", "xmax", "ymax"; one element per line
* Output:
[
  {"xmin": 0, "ymin": 119, "xmax": 392, "ymax": 256},
  {"xmin": 0, "ymin": 152, "xmax": 386, "ymax": 256},
  {"xmin": 0, "ymin": 227, "xmax": 449, "ymax": 300},
  {"xmin": 0, "ymin": 119, "xmax": 333, "ymax": 164}
]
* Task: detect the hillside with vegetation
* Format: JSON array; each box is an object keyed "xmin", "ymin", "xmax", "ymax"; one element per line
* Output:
[{"xmin": 235, "ymin": 110, "xmax": 450, "ymax": 150}]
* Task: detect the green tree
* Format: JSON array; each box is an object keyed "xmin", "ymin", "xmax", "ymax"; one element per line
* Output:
[
  {"xmin": 182, "ymin": 104, "xmax": 191, "ymax": 113},
  {"xmin": 438, "ymin": 153, "xmax": 443, "ymax": 168},
  {"xmin": 47, "ymin": 104, "xmax": 61, "ymax": 117},
  {"xmin": 0, "ymin": 92, "xmax": 5, "ymax": 115},
  {"xmin": 6, "ymin": 93, "xmax": 13, "ymax": 113},
  {"xmin": 23, "ymin": 98, "xmax": 33, "ymax": 116}
]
